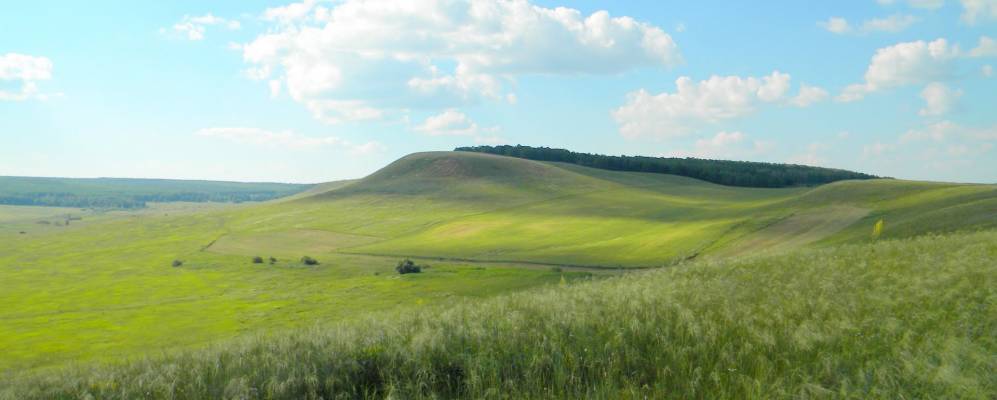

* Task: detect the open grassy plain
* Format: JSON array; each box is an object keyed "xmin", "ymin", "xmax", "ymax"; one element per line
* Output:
[
  {"xmin": 0, "ymin": 200, "xmax": 585, "ymax": 371},
  {"xmin": 0, "ymin": 151, "xmax": 994, "ymax": 398},
  {"xmin": 3, "ymin": 230, "xmax": 993, "ymax": 399}
]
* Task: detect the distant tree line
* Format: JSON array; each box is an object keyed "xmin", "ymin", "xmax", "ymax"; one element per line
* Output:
[
  {"xmin": 0, "ymin": 194, "xmax": 145, "ymax": 209},
  {"xmin": 0, "ymin": 177, "xmax": 311, "ymax": 209},
  {"xmin": 455, "ymin": 145, "xmax": 880, "ymax": 188},
  {"xmin": 0, "ymin": 191, "xmax": 300, "ymax": 209}
]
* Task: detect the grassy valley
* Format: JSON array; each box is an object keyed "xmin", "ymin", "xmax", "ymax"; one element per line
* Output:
[{"xmin": 0, "ymin": 150, "xmax": 994, "ymax": 398}]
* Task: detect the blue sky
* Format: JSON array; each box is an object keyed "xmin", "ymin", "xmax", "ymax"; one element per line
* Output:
[{"xmin": 1, "ymin": 0, "xmax": 995, "ymax": 183}]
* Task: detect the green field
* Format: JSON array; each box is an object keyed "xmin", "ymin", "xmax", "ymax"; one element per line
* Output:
[
  {"xmin": 0, "ymin": 151, "xmax": 994, "ymax": 398},
  {"xmin": 3, "ymin": 231, "xmax": 993, "ymax": 399}
]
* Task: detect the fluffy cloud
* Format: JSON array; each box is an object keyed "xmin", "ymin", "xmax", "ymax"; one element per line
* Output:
[
  {"xmin": 0, "ymin": 53, "xmax": 53, "ymax": 101},
  {"xmin": 790, "ymin": 84, "xmax": 829, "ymax": 107},
  {"xmin": 880, "ymin": 0, "xmax": 997, "ymax": 24},
  {"xmin": 877, "ymin": 0, "xmax": 946, "ymax": 9},
  {"xmin": 970, "ymin": 36, "xmax": 997, "ymax": 57},
  {"xmin": 819, "ymin": 17, "xmax": 852, "ymax": 34},
  {"xmin": 263, "ymin": 0, "xmax": 318, "ymax": 24},
  {"xmin": 819, "ymin": 15, "xmax": 919, "ymax": 34},
  {"xmin": 612, "ymin": 71, "xmax": 796, "ymax": 139},
  {"xmin": 863, "ymin": 14, "xmax": 920, "ymax": 32},
  {"xmin": 170, "ymin": 14, "xmax": 241, "ymax": 41},
  {"xmin": 241, "ymin": 0, "xmax": 680, "ymax": 124},
  {"xmin": 960, "ymin": 0, "xmax": 997, "ymax": 24},
  {"xmin": 196, "ymin": 127, "xmax": 383, "ymax": 154},
  {"xmin": 837, "ymin": 39, "xmax": 960, "ymax": 102},
  {"xmin": 918, "ymin": 82, "xmax": 962, "ymax": 116},
  {"xmin": 414, "ymin": 109, "xmax": 497, "ymax": 136}
]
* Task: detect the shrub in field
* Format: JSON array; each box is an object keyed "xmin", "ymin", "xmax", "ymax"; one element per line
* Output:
[
  {"xmin": 251, "ymin": 256, "xmax": 264, "ymax": 264},
  {"xmin": 395, "ymin": 259, "xmax": 423, "ymax": 274},
  {"xmin": 300, "ymin": 256, "xmax": 319, "ymax": 266},
  {"xmin": 171, "ymin": 260, "xmax": 183, "ymax": 267},
  {"xmin": 872, "ymin": 218, "xmax": 885, "ymax": 239},
  {"xmin": 268, "ymin": 257, "xmax": 277, "ymax": 264}
]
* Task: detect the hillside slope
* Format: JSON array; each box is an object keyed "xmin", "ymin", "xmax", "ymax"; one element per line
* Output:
[{"xmin": 212, "ymin": 151, "xmax": 997, "ymax": 267}]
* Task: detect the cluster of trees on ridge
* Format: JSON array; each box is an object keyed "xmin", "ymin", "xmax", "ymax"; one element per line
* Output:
[{"xmin": 455, "ymin": 145, "xmax": 879, "ymax": 188}]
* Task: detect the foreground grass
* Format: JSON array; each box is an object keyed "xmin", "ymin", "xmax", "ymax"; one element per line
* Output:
[{"xmin": 4, "ymin": 231, "xmax": 993, "ymax": 399}]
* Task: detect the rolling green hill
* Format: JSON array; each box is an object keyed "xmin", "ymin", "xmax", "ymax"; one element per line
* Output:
[
  {"xmin": 0, "ymin": 150, "xmax": 994, "ymax": 397},
  {"xmin": 215, "ymin": 151, "xmax": 993, "ymax": 267}
]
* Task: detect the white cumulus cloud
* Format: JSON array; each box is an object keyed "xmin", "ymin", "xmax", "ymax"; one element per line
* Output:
[
  {"xmin": 240, "ymin": 0, "xmax": 681, "ymax": 124},
  {"xmin": 918, "ymin": 82, "xmax": 962, "ymax": 116},
  {"xmin": 837, "ymin": 38, "xmax": 960, "ymax": 102},
  {"xmin": 970, "ymin": 36, "xmax": 997, "ymax": 57},
  {"xmin": 877, "ymin": 0, "xmax": 945, "ymax": 8},
  {"xmin": 879, "ymin": 0, "xmax": 997, "ymax": 24},
  {"xmin": 263, "ymin": 0, "xmax": 319, "ymax": 24},
  {"xmin": 414, "ymin": 109, "xmax": 498, "ymax": 137},
  {"xmin": 169, "ymin": 14, "xmax": 241, "ymax": 41},
  {"xmin": 961, "ymin": 0, "xmax": 997, "ymax": 24},
  {"xmin": 611, "ymin": 71, "xmax": 795, "ymax": 139},
  {"xmin": 0, "ymin": 53, "xmax": 54, "ymax": 101},
  {"xmin": 819, "ymin": 17, "xmax": 852, "ymax": 34},
  {"xmin": 790, "ymin": 84, "xmax": 829, "ymax": 107},
  {"xmin": 819, "ymin": 15, "xmax": 919, "ymax": 34}
]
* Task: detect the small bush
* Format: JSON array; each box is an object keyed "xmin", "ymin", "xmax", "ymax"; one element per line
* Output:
[
  {"xmin": 252, "ymin": 256, "xmax": 264, "ymax": 264},
  {"xmin": 269, "ymin": 257, "xmax": 277, "ymax": 264},
  {"xmin": 550, "ymin": 266, "xmax": 563, "ymax": 273},
  {"xmin": 301, "ymin": 256, "xmax": 319, "ymax": 266},
  {"xmin": 395, "ymin": 259, "xmax": 423, "ymax": 274},
  {"xmin": 171, "ymin": 260, "xmax": 183, "ymax": 268}
]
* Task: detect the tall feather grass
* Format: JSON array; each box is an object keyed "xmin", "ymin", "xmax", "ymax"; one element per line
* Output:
[{"xmin": 2, "ymin": 231, "xmax": 994, "ymax": 399}]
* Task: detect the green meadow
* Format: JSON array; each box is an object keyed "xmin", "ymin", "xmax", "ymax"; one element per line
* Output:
[
  {"xmin": 1, "ymin": 151, "xmax": 995, "ymax": 398},
  {"xmin": 3, "ymin": 231, "xmax": 994, "ymax": 399}
]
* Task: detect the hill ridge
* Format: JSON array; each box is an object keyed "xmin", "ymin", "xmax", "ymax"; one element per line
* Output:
[{"xmin": 456, "ymin": 144, "xmax": 880, "ymax": 188}]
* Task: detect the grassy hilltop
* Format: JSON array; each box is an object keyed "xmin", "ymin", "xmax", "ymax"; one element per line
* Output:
[{"xmin": 0, "ymin": 150, "xmax": 995, "ymax": 398}]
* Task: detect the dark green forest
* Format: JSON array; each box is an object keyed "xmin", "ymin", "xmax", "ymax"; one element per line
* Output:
[
  {"xmin": 456, "ymin": 145, "xmax": 879, "ymax": 188},
  {"xmin": 0, "ymin": 177, "xmax": 312, "ymax": 209}
]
